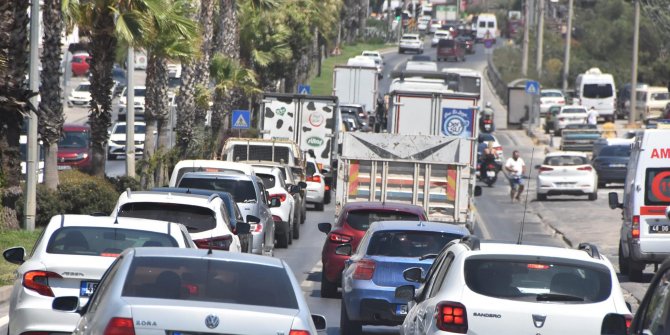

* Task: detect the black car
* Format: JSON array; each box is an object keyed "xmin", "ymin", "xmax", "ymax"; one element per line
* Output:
[{"xmin": 592, "ymin": 144, "xmax": 631, "ymax": 187}]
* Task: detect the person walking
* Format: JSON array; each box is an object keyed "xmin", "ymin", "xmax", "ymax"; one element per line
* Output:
[
  {"xmin": 505, "ymin": 150, "xmax": 526, "ymax": 202},
  {"xmin": 587, "ymin": 107, "xmax": 599, "ymax": 125}
]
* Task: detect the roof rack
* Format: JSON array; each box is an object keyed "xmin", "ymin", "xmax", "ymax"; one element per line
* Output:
[
  {"xmin": 578, "ymin": 243, "xmax": 601, "ymax": 259},
  {"xmin": 461, "ymin": 235, "xmax": 480, "ymax": 251}
]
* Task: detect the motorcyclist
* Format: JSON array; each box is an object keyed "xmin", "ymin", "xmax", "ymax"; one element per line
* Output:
[
  {"xmin": 480, "ymin": 102, "xmax": 495, "ymax": 132},
  {"xmin": 479, "ymin": 146, "xmax": 498, "ymax": 179}
]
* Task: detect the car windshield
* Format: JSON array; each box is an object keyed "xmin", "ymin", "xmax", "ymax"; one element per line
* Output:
[
  {"xmin": 345, "ymin": 210, "xmax": 420, "ymax": 231},
  {"xmin": 561, "ymin": 108, "xmax": 586, "ymax": 114},
  {"xmin": 544, "ymin": 156, "xmax": 589, "ymax": 166},
  {"xmin": 542, "ymin": 91, "xmax": 563, "ymax": 98},
  {"xmin": 178, "ymin": 178, "xmax": 257, "ymax": 203},
  {"xmin": 114, "ymin": 124, "xmax": 146, "ymax": 134},
  {"xmin": 59, "ymin": 131, "xmax": 89, "ymax": 148},
  {"xmin": 46, "ymin": 227, "xmax": 178, "ymax": 256},
  {"xmin": 122, "ymin": 256, "xmax": 298, "ymax": 309},
  {"xmin": 582, "ymin": 84, "xmax": 613, "ymax": 98},
  {"xmin": 478, "ymin": 133, "xmax": 495, "ymax": 142},
  {"xmin": 464, "ymin": 257, "xmax": 612, "ymax": 303},
  {"xmin": 124, "ymin": 88, "xmax": 146, "ymax": 97},
  {"xmin": 257, "ymin": 173, "xmax": 276, "ymax": 189},
  {"xmin": 76, "ymin": 84, "xmax": 91, "ymax": 92},
  {"xmin": 118, "ymin": 202, "xmax": 216, "ymax": 233},
  {"xmin": 402, "ymin": 36, "xmax": 418, "ymax": 41},
  {"xmin": 367, "ymin": 230, "xmax": 463, "ymax": 257},
  {"xmin": 598, "ymin": 145, "xmax": 631, "ymax": 157}
]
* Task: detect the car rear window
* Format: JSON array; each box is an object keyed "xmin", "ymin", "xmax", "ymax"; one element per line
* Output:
[
  {"xmin": 464, "ymin": 257, "xmax": 612, "ymax": 303},
  {"xmin": 46, "ymin": 227, "xmax": 178, "ymax": 256},
  {"xmin": 543, "ymin": 156, "xmax": 588, "ymax": 166},
  {"xmin": 178, "ymin": 177, "xmax": 257, "ymax": 203},
  {"xmin": 367, "ymin": 231, "xmax": 463, "ymax": 257},
  {"xmin": 598, "ymin": 145, "xmax": 631, "ymax": 157},
  {"xmin": 306, "ymin": 162, "xmax": 317, "ymax": 176},
  {"xmin": 257, "ymin": 173, "xmax": 276, "ymax": 189},
  {"xmin": 438, "ymin": 39, "xmax": 455, "ymax": 48},
  {"xmin": 118, "ymin": 202, "xmax": 216, "ymax": 233},
  {"xmin": 122, "ymin": 256, "xmax": 298, "ymax": 309},
  {"xmin": 645, "ymin": 168, "xmax": 670, "ymax": 206},
  {"xmin": 345, "ymin": 210, "xmax": 420, "ymax": 231},
  {"xmin": 541, "ymin": 91, "xmax": 563, "ymax": 98},
  {"xmin": 583, "ymin": 84, "xmax": 613, "ymax": 99}
]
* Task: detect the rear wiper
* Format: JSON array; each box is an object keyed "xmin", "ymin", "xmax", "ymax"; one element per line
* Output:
[
  {"xmin": 536, "ymin": 293, "xmax": 584, "ymax": 302},
  {"xmin": 419, "ymin": 253, "xmax": 438, "ymax": 260}
]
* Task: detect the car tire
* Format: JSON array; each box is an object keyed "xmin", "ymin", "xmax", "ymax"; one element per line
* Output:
[
  {"xmin": 320, "ymin": 271, "xmax": 338, "ymax": 298},
  {"xmin": 292, "ymin": 216, "xmax": 300, "ymax": 239},
  {"xmin": 288, "ymin": 222, "xmax": 293, "ymax": 245},
  {"xmin": 324, "ymin": 190, "xmax": 331, "ymax": 204},
  {"xmin": 628, "ymin": 260, "xmax": 645, "ymax": 282},
  {"xmin": 598, "ymin": 181, "xmax": 606, "ymax": 188},
  {"xmin": 315, "ymin": 201, "xmax": 325, "ymax": 211},
  {"xmin": 107, "ymin": 153, "xmax": 116, "ymax": 160},
  {"xmin": 276, "ymin": 229, "xmax": 289, "ymax": 248},
  {"xmin": 588, "ymin": 192, "xmax": 597, "ymax": 201},
  {"xmin": 340, "ymin": 299, "xmax": 363, "ymax": 335},
  {"xmin": 618, "ymin": 244, "xmax": 629, "ymax": 275},
  {"xmin": 398, "ymin": 48, "xmax": 403, "ymax": 54},
  {"xmin": 537, "ymin": 193, "xmax": 547, "ymax": 201}
]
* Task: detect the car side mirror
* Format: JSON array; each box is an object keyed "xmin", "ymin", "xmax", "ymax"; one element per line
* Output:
[
  {"xmin": 246, "ymin": 215, "xmax": 261, "ymax": 224},
  {"xmin": 288, "ymin": 185, "xmax": 299, "ymax": 195},
  {"xmin": 395, "ymin": 284, "xmax": 416, "ymax": 302},
  {"xmin": 334, "ymin": 243, "xmax": 352, "ymax": 256},
  {"xmin": 298, "ymin": 181, "xmax": 307, "ymax": 189},
  {"xmin": 52, "ymin": 296, "xmax": 80, "ymax": 313},
  {"xmin": 534, "ymin": 164, "xmax": 541, "ymax": 169},
  {"xmin": 600, "ymin": 313, "xmax": 627, "ymax": 335},
  {"xmin": 318, "ymin": 222, "xmax": 332, "ymax": 234},
  {"xmin": 608, "ymin": 192, "xmax": 623, "ymax": 210},
  {"xmin": 311, "ymin": 314, "xmax": 327, "ymax": 331},
  {"xmin": 474, "ymin": 185, "xmax": 482, "ymax": 197},
  {"xmin": 403, "ymin": 267, "xmax": 424, "ymax": 283},
  {"xmin": 235, "ymin": 221, "xmax": 251, "ymax": 235},
  {"xmin": 320, "ymin": 169, "xmax": 328, "ymax": 175},
  {"xmin": 269, "ymin": 197, "xmax": 281, "ymax": 208},
  {"xmin": 3, "ymin": 246, "xmax": 25, "ymax": 265}
]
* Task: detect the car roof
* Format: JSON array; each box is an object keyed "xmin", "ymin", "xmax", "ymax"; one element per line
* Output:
[
  {"xmin": 48, "ymin": 214, "xmax": 184, "ymax": 233},
  {"xmin": 181, "ymin": 171, "xmax": 254, "ymax": 181},
  {"xmin": 78, "ymin": 81, "xmax": 91, "ymax": 86},
  {"xmin": 475, "ymin": 242, "xmax": 605, "ymax": 264},
  {"xmin": 560, "ymin": 105, "xmax": 586, "ymax": 110},
  {"xmin": 150, "ymin": 187, "xmax": 234, "ymax": 201},
  {"xmin": 341, "ymin": 201, "xmax": 425, "ymax": 213},
  {"xmin": 369, "ymin": 220, "xmax": 470, "ymax": 235},
  {"xmin": 132, "ymin": 247, "xmax": 285, "ymax": 268},
  {"xmin": 402, "ymin": 34, "xmax": 420, "ymax": 38},
  {"xmin": 175, "ymin": 160, "xmax": 256, "ymax": 175},
  {"xmin": 114, "ymin": 121, "xmax": 147, "ymax": 126},
  {"xmin": 63, "ymin": 124, "xmax": 90, "ymax": 131},
  {"xmin": 117, "ymin": 190, "xmax": 220, "ymax": 206},
  {"xmin": 545, "ymin": 150, "xmax": 588, "ymax": 158},
  {"xmin": 541, "ymin": 89, "xmax": 563, "ymax": 93}
]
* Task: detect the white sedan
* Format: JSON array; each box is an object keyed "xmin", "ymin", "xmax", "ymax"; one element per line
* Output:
[
  {"xmin": 399, "ymin": 34, "xmax": 424, "ymax": 54},
  {"xmin": 3, "ymin": 214, "xmax": 195, "ymax": 335},
  {"xmin": 107, "ymin": 121, "xmax": 146, "ymax": 160},
  {"xmin": 540, "ymin": 89, "xmax": 566, "ymax": 115},
  {"xmin": 536, "ymin": 151, "xmax": 598, "ymax": 201},
  {"xmin": 431, "ymin": 30, "xmax": 451, "ymax": 47},
  {"xmin": 555, "ymin": 105, "xmax": 588, "ymax": 135},
  {"xmin": 67, "ymin": 81, "xmax": 92, "ymax": 106}
]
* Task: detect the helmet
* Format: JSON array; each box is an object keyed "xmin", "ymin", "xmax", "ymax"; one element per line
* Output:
[{"xmin": 486, "ymin": 102, "xmax": 492, "ymax": 108}]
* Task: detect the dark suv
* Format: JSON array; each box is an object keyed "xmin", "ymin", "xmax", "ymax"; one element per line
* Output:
[{"xmin": 437, "ymin": 38, "xmax": 465, "ymax": 62}]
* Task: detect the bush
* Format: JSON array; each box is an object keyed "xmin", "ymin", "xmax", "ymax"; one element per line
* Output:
[{"xmin": 107, "ymin": 175, "xmax": 141, "ymax": 194}]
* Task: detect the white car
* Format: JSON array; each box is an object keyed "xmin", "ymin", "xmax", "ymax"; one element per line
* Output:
[
  {"xmin": 306, "ymin": 158, "xmax": 326, "ymax": 211},
  {"xmin": 417, "ymin": 17, "xmax": 430, "ymax": 32},
  {"xmin": 361, "ymin": 50, "xmax": 384, "ymax": 76},
  {"xmin": 107, "ymin": 121, "xmax": 146, "ymax": 160},
  {"xmin": 431, "ymin": 30, "xmax": 451, "ymax": 47},
  {"xmin": 405, "ymin": 61, "xmax": 438, "ymax": 72},
  {"xmin": 113, "ymin": 190, "xmax": 244, "ymax": 252},
  {"xmin": 536, "ymin": 151, "xmax": 598, "ymax": 201},
  {"xmin": 67, "ymin": 81, "xmax": 92, "ymax": 106},
  {"xmin": 3, "ymin": 214, "xmax": 195, "ymax": 335},
  {"xmin": 429, "ymin": 19, "xmax": 441, "ymax": 34},
  {"xmin": 399, "ymin": 34, "xmax": 424, "ymax": 54},
  {"xmin": 52, "ymin": 248, "xmax": 326, "ymax": 335},
  {"xmin": 118, "ymin": 85, "xmax": 146, "ymax": 120},
  {"xmin": 169, "ymin": 159, "xmax": 258, "ymax": 187},
  {"xmin": 540, "ymin": 89, "xmax": 566, "ymax": 115},
  {"xmin": 555, "ymin": 105, "xmax": 588, "ymax": 135},
  {"xmin": 397, "ymin": 237, "xmax": 631, "ymax": 335},
  {"xmin": 253, "ymin": 165, "xmax": 297, "ymax": 248}
]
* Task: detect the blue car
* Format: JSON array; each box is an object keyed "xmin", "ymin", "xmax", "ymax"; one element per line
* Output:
[{"xmin": 339, "ymin": 220, "xmax": 469, "ymax": 334}]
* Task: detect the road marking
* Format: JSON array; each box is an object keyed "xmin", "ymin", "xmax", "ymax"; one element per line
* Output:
[
  {"xmin": 474, "ymin": 208, "xmax": 492, "ymax": 239},
  {"xmin": 0, "ymin": 315, "xmax": 8, "ymax": 327},
  {"xmin": 301, "ymin": 260, "xmax": 322, "ymax": 294}
]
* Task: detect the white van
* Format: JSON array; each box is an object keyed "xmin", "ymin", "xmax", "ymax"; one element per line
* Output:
[
  {"xmin": 609, "ymin": 129, "xmax": 670, "ymax": 282},
  {"xmin": 475, "ymin": 13, "xmax": 497, "ymax": 42},
  {"xmin": 635, "ymin": 86, "xmax": 670, "ymax": 124},
  {"xmin": 575, "ymin": 67, "xmax": 616, "ymax": 122}
]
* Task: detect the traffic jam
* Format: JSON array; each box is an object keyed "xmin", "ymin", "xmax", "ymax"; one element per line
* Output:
[{"xmin": 6, "ymin": 10, "xmax": 670, "ymax": 335}]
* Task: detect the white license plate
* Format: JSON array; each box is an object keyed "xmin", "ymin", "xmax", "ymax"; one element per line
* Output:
[
  {"xmin": 57, "ymin": 165, "xmax": 71, "ymax": 170},
  {"xmin": 80, "ymin": 281, "xmax": 99, "ymax": 297},
  {"xmin": 486, "ymin": 171, "xmax": 496, "ymax": 177},
  {"xmin": 396, "ymin": 304, "xmax": 408, "ymax": 316},
  {"xmin": 650, "ymin": 225, "xmax": 670, "ymax": 233},
  {"xmin": 609, "ymin": 164, "xmax": 626, "ymax": 168}
]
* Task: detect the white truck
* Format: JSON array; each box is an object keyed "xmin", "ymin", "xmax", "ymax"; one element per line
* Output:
[
  {"xmin": 335, "ymin": 132, "xmax": 481, "ymax": 231},
  {"xmin": 332, "ymin": 63, "xmax": 379, "ymax": 115}
]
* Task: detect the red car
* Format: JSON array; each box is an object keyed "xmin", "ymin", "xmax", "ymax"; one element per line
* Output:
[
  {"xmin": 71, "ymin": 53, "xmax": 91, "ymax": 76},
  {"xmin": 437, "ymin": 38, "xmax": 466, "ymax": 62},
  {"xmin": 57, "ymin": 124, "xmax": 92, "ymax": 171},
  {"xmin": 317, "ymin": 202, "xmax": 427, "ymax": 298}
]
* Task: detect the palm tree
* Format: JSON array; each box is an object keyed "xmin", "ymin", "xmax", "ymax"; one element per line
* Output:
[{"xmin": 38, "ymin": 0, "xmax": 66, "ymax": 189}]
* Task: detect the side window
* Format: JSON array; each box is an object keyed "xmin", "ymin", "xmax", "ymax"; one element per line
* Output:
[
  {"xmin": 417, "ymin": 252, "xmax": 449, "ymax": 301},
  {"xmin": 427, "ymin": 253, "xmax": 455, "ymax": 299},
  {"xmin": 30, "ymin": 228, "xmax": 48, "ymax": 257},
  {"xmin": 258, "ymin": 182, "xmax": 268, "ymax": 204},
  {"xmin": 87, "ymin": 256, "xmax": 124, "ymax": 314},
  {"xmin": 638, "ymin": 269, "xmax": 670, "ymax": 334},
  {"xmin": 220, "ymin": 204, "xmax": 233, "ymax": 230},
  {"xmin": 181, "ymin": 229, "xmax": 192, "ymax": 247},
  {"xmin": 278, "ymin": 172, "xmax": 287, "ymax": 189}
]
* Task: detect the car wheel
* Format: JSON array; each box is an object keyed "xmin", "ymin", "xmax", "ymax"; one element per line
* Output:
[
  {"xmin": 598, "ymin": 181, "xmax": 606, "ymax": 188},
  {"xmin": 618, "ymin": 244, "xmax": 629, "ymax": 275},
  {"xmin": 107, "ymin": 153, "xmax": 116, "ymax": 160},
  {"xmin": 292, "ymin": 216, "xmax": 300, "ymax": 239},
  {"xmin": 537, "ymin": 193, "xmax": 547, "ymax": 201},
  {"xmin": 398, "ymin": 48, "xmax": 403, "ymax": 54},
  {"xmin": 340, "ymin": 299, "xmax": 363, "ymax": 335},
  {"xmin": 588, "ymin": 192, "xmax": 597, "ymax": 201},
  {"xmin": 315, "ymin": 201, "xmax": 325, "ymax": 211},
  {"xmin": 276, "ymin": 229, "xmax": 289, "ymax": 248},
  {"xmin": 628, "ymin": 260, "xmax": 645, "ymax": 282},
  {"xmin": 324, "ymin": 189, "xmax": 331, "ymax": 204},
  {"xmin": 320, "ymin": 271, "xmax": 338, "ymax": 298}
]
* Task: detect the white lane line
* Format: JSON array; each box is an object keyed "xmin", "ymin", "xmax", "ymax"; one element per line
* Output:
[
  {"xmin": 474, "ymin": 208, "xmax": 492, "ymax": 240},
  {"xmin": 300, "ymin": 260, "xmax": 323, "ymax": 294},
  {"xmin": 0, "ymin": 315, "xmax": 8, "ymax": 327}
]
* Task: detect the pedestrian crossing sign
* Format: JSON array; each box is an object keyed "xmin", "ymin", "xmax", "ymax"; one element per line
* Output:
[
  {"xmin": 231, "ymin": 110, "xmax": 250, "ymax": 129},
  {"xmin": 525, "ymin": 80, "xmax": 540, "ymax": 95}
]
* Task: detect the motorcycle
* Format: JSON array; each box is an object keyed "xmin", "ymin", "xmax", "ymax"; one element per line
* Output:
[
  {"xmin": 480, "ymin": 116, "xmax": 494, "ymax": 133},
  {"xmin": 477, "ymin": 161, "xmax": 499, "ymax": 187}
]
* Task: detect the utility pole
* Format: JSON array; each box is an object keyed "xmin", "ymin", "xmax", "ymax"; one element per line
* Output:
[
  {"xmin": 25, "ymin": 0, "xmax": 40, "ymax": 231},
  {"xmin": 126, "ymin": 47, "xmax": 136, "ymax": 177},
  {"xmin": 522, "ymin": 0, "xmax": 530, "ymax": 76},
  {"xmin": 536, "ymin": 0, "xmax": 545, "ymax": 78},
  {"xmin": 628, "ymin": 0, "xmax": 640, "ymax": 125},
  {"xmin": 561, "ymin": 0, "xmax": 573, "ymax": 92}
]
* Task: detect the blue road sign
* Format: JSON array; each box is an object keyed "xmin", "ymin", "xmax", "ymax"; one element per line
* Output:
[
  {"xmin": 231, "ymin": 110, "xmax": 251, "ymax": 129},
  {"xmin": 525, "ymin": 80, "xmax": 540, "ymax": 95},
  {"xmin": 298, "ymin": 84, "xmax": 311, "ymax": 95}
]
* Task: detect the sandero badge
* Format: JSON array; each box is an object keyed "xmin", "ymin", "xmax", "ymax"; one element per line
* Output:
[
  {"xmin": 205, "ymin": 315, "xmax": 220, "ymax": 329},
  {"xmin": 533, "ymin": 314, "xmax": 547, "ymax": 328}
]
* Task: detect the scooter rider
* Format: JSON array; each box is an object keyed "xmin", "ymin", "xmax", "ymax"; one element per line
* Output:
[
  {"xmin": 479, "ymin": 147, "xmax": 497, "ymax": 178},
  {"xmin": 480, "ymin": 102, "xmax": 495, "ymax": 132}
]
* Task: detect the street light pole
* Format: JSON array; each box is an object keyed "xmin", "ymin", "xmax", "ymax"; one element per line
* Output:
[
  {"xmin": 561, "ymin": 0, "xmax": 573, "ymax": 92},
  {"xmin": 25, "ymin": 0, "xmax": 40, "ymax": 231},
  {"xmin": 628, "ymin": 0, "xmax": 640, "ymax": 125},
  {"xmin": 126, "ymin": 47, "xmax": 136, "ymax": 177},
  {"xmin": 522, "ymin": 0, "xmax": 530, "ymax": 76},
  {"xmin": 536, "ymin": 0, "xmax": 545, "ymax": 77}
]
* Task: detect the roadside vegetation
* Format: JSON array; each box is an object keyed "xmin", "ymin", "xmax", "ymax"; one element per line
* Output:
[{"xmin": 0, "ymin": 229, "xmax": 42, "ymax": 285}]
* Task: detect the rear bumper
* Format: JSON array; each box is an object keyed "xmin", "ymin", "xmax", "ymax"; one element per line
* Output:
[
  {"xmin": 560, "ymin": 143, "xmax": 595, "ymax": 151},
  {"xmin": 595, "ymin": 169, "xmax": 626, "ymax": 183},
  {"xmin": 343, "ymin": 286, "xmax": 406, "ymax": 325},
  {"xmin": 629, "ymin": 243, "xmax": 670, "ymax": 264}
]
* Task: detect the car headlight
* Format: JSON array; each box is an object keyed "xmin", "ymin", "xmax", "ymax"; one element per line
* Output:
[{"xmin": 75, "ymin": 152, "xmax": 89, "ymax": 159}]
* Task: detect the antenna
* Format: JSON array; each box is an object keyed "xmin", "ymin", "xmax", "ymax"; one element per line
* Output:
[
  {"xmin": 517, "ymin": 148, "xmax": 535, "ymax": 245},
  {"xmin": 207, "ymin": 233, "xmax": 214, "ymax": 255}
]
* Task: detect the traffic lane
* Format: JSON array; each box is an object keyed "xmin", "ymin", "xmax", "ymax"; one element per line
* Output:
[{"xmin": 0, "ymin": 300, "xmax": 7, "ymax": 335}]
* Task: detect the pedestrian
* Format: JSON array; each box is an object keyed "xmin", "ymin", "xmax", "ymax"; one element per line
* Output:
[
  {"xmin": 587, "ymin": 107, "xmax": 599, "ymax": 125},
  {"xmin": 504, "ymin": 150, "xmax": 526, "ymax": 202}
]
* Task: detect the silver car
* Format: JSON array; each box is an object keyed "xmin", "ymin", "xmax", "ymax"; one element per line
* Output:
[{"xmin": 53, "ymin": 248, "xmax": 326, "ymax": 334}]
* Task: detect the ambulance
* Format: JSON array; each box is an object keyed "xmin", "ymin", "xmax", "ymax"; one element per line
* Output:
[{"xmin": 609, "ymin": 129, "xmax": 670, "ymax": 282}]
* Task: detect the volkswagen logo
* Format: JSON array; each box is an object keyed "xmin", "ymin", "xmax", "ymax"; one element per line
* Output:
[
  {"xmin": 532, "ymin": 314, "xmax": 547, "ymax": 328},
  {"xmin": 204, "ymin": 315, "xmax": 220, "ymax": 329}
]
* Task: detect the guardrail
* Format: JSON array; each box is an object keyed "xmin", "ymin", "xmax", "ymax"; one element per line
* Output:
[{"xmin": 485, "ymin": 53, "xmax": 509, "ymax": 105}]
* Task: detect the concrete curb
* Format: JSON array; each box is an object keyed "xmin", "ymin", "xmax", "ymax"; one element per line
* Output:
[{"xmin": 0, "ymin": 286, "xmax": 12, "ymax": 305}]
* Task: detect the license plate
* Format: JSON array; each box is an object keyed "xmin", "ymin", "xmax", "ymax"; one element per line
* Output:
[
  {"xmin": 556, "ymin": 182, "xmax": 573, "ymax": 188},
  {"xmin": 609, "ymin": 164, "xmax": 626, "ymax": 168},
  {"xmin": 57, "ymin": 165, "xmax": 71, "ymax": 170},
  {"xmin": 80, "ymin": 281, "xmax": 99, "ymax": 297},
  {"xmin": 396, "ymin": 304, "xmax": 408, "ymax": 316},
  {"xmin": 650, "ymin": 225, "xmax": 670, "ymax": 233},
  {"xmin": 486, "ymin": 171, "xmax": 496, "ymax": 177}
]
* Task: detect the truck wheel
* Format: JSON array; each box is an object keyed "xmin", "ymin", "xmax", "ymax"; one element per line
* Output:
[
  {"xmin": 618, "ymin": 244, "xmax": 629, "ymax": 275},
  {"xmin": 320, "ymin": 272, "xmax": 338, "ymax": 298},
  {"xmin": 340, "ymin": 300, "xmax": 363, "ymax": 335},
  {"xmin": 628, "ymin": 260, "xmax": 645, "ymax": 282}
]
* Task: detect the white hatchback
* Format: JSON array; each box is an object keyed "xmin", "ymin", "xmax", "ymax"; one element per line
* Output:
[
  {"xmin": 540, "ymin": 89, "xmax": 566, "ymax": 115},
  {"xmin": 306, "ymin": 158, "xmax": 326, "ymax": 211},
  {"xmin": 399, "ymin": 34, "xmax": 424, "ymax": 54},
  {"xmin": 67, "ymin": 81, "xmax": 92, "ymax": 106},
  {"xmin": 3, "ymin": 214, "xmax": 195, "ymax": 335},
  {"xmin": 253, "ymin": 165, "xmax": 297, "ymax": 248},
  {"xmin": 397, "ymin": 237, "xmax": 631, "ymax": 335},
  {"xmin": 555, "ymin": 105, "xmax": 588, "ymax": 135},
  {"xmin": 431, "ymin": 30, "xmax": 451, "ymax": 47},
  {"xmin": 536, "ymin": 151, "xmax": 598, "ymax": 201},
  {"xmin": 107, "ymin": 121, "xmax": 146, "ymax": 160}
]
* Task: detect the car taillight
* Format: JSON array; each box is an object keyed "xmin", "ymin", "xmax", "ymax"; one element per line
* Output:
[
  {"xmin": 194, "ymin": 235, "xmax": 233, "ymax": 250},
  {"xmin": 352, "ymin": 259, "xmax": 376, "ymax": 280},
  {"xmin": 632, "ymin": 215, "xmax": 640, "ymax": 239},
  {"xmin": 487, "ymin": 164, "xmax": 496, "ymax": 169},
  {"xmin": 493, "ymin": 146, "xmax": 502, "ymax": 152},
  {"xmin": 289, "ymin": 331, "xmax": 310, "ymax": 335},
  {"xmin": 269, "ymin": 193, "xmax": 287, "ymax": 202},
  {"xmin": 539, "ymin": 166, "xmax": 553, "ymax": 173},
  {"xmin": 104, "ymin": 317, "xmax": 135, "ymax": 335},
  {"xmin": 23, "ymin": 270, "xmax": 62, "ymax": 297},
  {"xmin": 577, "ymin": 166, "xmax": 593, "ymax": 171},
  {"xmin": 436, "ymin": 301, "xmax": 468, "ymax": 333},
  {"xmin": 625, "ymin": 314, "xmax": 633, "ymax": 330},
  {"xmin": 307, "ymin": 175, "xmax": 321, "ymax": 183},
  {"xmin": 328, "ymin": 232, "xmax": 352, "ymax": 243},
  {"xmin": 250, "ymin": 222, "xmax": 263, "ymax": 233}
]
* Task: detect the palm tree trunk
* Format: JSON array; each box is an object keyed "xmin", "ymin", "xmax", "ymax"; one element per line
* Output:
[
  {"xmin": 214, "ymin": 0, "xmax": 239, "ymax": 58},
  {"xmin": 38, "ymin": 0, "xmax": 64, "ymax": 189},
  {"xmin": 88, "ymin": 7, "xmax": 117, "ymax": 177},
  {"xmin": 143, "ymin": 53, "xmax": 169, "ymax": 187},
  {"xmin": 175, "ymin": 61, "xmax": 197, "ymax": 155}
]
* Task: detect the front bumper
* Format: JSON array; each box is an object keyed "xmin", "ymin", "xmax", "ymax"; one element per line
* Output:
[
  {"xmin": 68, "ymin": 96, "xmax": 90, "ymax": 105},
  {"xmin": 343, "ymin": 284, "xmax": 407, "ymax": 325}
]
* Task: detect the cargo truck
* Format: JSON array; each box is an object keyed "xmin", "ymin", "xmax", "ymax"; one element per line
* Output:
[{"xmin": 332, "ymin": 64, "xmax": 379, "ymax": 116}]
